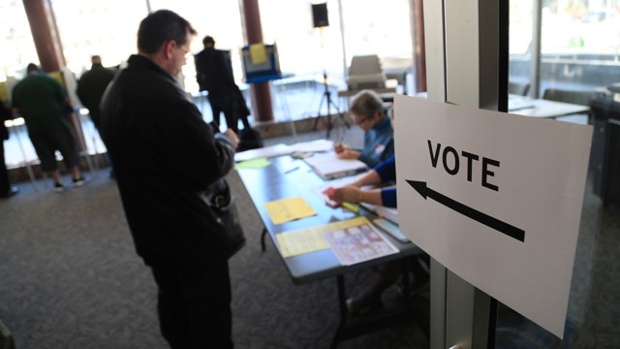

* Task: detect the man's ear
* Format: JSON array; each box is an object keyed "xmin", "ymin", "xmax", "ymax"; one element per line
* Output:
[{"xmin": 164, "ymin": 40, "xmax": 176, "ymax": 60}]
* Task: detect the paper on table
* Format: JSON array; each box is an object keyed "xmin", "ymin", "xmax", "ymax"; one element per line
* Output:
[
  {"xmin": 276, "ymin": 228, "xmax": 331, "ymax": 258},
  {"xmin": 264, "ymin": 197, "xmax": 317, "ymax": 225},
  {"xmin": 234, "ymin": 143, "xmax": 291, "ymax": 162},
  {"xmin": 289, "ymin": 139, "xmax": 334, "ymax": 153},
  {"xmin": 322, "ymin": 216, "xmax": 398, "ymax": 265},
  {"xmin": 236, "ymin": 157, "xmax": 271, "ymax": 169},
  {"xmin": 360, "ymin": 202, "xmax": 399, "ymax": 224},
  {"xmin": 304, "ymin": 152, "xmax": 368, "ymax": 180},
  {"xmin": 275, "ymin": 216, "xmax": 395, "ymax": 261},
  {"xmin": 311, "ymin": 173, "xmax": 368, "ymax": 207}
]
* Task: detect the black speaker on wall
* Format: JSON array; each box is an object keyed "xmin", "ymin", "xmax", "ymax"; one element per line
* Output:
[{"xmin": 312, "ymin": 3, "xmax": 329, "ymax": 28}]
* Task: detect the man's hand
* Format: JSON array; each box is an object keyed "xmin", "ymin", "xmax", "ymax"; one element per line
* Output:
[{"xmin": 224, "ymin": 129, "xmax": 239, "ymax": 148}]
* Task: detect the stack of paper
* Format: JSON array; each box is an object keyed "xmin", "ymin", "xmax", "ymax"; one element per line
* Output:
[
  {"xmin": 289, "ymin": 139, "xmax": 334, "ymax": 153},
  {"xmin": 361, "ymin": 202, "xmax": 399, "ymax": 224},
  {"xmin": 322, "ymin": 216, "xmax": 398, "ymax": 265},
  {"xmin": 234, "ymin": 143, "xmax": 291, "ymax": 162},
  {"xmin": 304, "ymin": 152, "xmax": 368, "ymax": 180},
  {"xmin": 275, "ymin": 216, "xmax": 398, "ymax": 265}
]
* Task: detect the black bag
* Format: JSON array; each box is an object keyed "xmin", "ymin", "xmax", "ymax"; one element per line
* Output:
[
  {"xmin": 237, "ymin": 128, "xmax": 264, "ymax": 152},
  {"xmin": 200, "ymin": 180, "xmax": 246, "ymax": 259},
  {"xmin": 230, "ymin": 85, "xmax": 252, "ymax": 131}
]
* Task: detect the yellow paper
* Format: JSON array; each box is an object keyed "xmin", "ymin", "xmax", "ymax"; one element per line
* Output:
[
  {"xmin": 236, "ymin": 157, "xmax": 271, "ymax": 169},
  {"xmin": 275, "ymin": 216, "xmax": 373, "ymax": 258},
  {"xmin": 0, "ymin": 82, "xmax": 9, "ymax": 103},
  {"xmin": 264, "ymin": 197, "xmax": 316, "ymax": 225},
  {"xmin": 276, "ymin": 228, "xmax": 331, "ymax": 258},
  {"xmin": 249, "ymin": 43, "xmax": 267, "ymax": 64},
  {"xmin": 48, "ymin": 71, "xmax": 66, "ymax": 89}
]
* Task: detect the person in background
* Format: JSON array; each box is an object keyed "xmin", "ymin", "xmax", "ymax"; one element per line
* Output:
[
  {"xmin": 100, "ymin": 10, "xmax": 242, "ymax": 348},
  {"xmin": 194, "ymin": 35, "xmax": 250, "ymax": 133},
  {"xmin": 76, "ymin": 55, "xmax": 116, "ymax": 178},
  {"xmin": 11, "ymin": 63, "xmax": 86, "ymax": 192},
  {"xmin": 335, "ymin": 89, "xmax": 394, "ymax": 168},
  {"xmin": 0, "ymin": 101, "xmax": 19, "ymax": 198},
  {"xmin": 76, "ymin": 55, "xmax": 115, "ymax": 131}
]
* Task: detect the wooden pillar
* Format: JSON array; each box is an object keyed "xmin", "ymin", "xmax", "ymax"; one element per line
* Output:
[
  {"xmin": 22, "ymin": 0, "xmax": 65, "ymax": 72},
  {"xmin": 239, "ymin": 0, "xmax": 274, "ymax": 122},
  {"xmin": 412, "ymin": 0, "xmax": 427, "ymax": 93}
]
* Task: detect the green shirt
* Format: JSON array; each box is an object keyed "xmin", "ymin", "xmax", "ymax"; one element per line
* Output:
[{"xmin": 11, "ymin": 74, "xmax": 70, "ymax": 134}]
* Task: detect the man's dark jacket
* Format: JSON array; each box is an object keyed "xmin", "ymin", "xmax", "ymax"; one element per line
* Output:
[
  {"xmin": 194, "ymin": 48, "xmax": 235, "ymax": 96},
  {"xmin": 100, "ymin": 55, "xmax": 243, "ymax": 269},
  {"xmin": 76, "ymin": 63, "xmax": 115, "ymax": 129}
]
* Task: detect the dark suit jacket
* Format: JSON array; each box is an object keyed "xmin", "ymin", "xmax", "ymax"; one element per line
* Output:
[
  {"xmin": 76, "ymin": 63, "xmax": 115, "ymax": 129},
  {"xmin": 194, "ymin": 48, "xmax": 235, "ymax": 96}
]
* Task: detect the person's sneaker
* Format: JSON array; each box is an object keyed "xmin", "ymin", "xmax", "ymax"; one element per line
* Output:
[
  {"xmin": 54, "ymin": 182, "xmax": 65, "ymax": 193},
  {"xmin": 72, "ymin": 176, "xmax": 87, "ymax": 187}
]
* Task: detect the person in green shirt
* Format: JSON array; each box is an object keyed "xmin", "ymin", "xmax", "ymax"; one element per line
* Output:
[{"xmin": 11, "ymin": 63, "xmax": 86, "ymax": 192}]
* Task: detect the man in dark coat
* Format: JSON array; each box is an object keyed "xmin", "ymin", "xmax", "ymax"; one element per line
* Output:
[
  {"xmin": 76, "ymin": 55, "xmax": 115, "ymax": 130},
  {"xmin": 194, "ymin": 36, "xmax": 250, "ymax": 132},
  {"xmin": 100, "ymin": 10, "xmax": 242, "ymax": 349},
  {"xmin": 76, "ymin": 55, "xmax": 116, "ymax": 178}
]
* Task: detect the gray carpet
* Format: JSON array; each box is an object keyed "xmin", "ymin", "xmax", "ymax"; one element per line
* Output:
[{"xmin": 0, "ymin": 128, "xmax": 429, "ymax": 349}]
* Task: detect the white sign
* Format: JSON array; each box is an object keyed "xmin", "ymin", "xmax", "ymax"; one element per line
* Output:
[{"xmin": 394, "ymin": 96, "xmax": 592, "ymax": 338}]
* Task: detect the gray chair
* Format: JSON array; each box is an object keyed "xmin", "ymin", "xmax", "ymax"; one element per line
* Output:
[
  {"xmin": 542, "ymin": 88, "xmax": 594, "ymax": 124},
  {"xmin": 542, "ymin": 88, "xmax": 594, "ymax": 106},
  {"xmin": 508, "ymin": 82, "xmax": 530, "ymax": 96},
  {"xmin": 346, "ymin": 55, "xmax": 387, "ymax": 90}
]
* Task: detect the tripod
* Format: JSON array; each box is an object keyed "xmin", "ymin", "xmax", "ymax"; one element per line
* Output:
[{"xmin": 312, "ymin": 70, "xmax": 349, "ymax": 138}]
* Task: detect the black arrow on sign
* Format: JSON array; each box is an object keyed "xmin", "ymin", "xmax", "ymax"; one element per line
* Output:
[{"xmin": 406, "ymin": 180, "xmax": 525, "ymax": 243}]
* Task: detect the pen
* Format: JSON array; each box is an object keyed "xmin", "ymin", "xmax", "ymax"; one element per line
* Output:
[
  {"xmin": 284, "ymin": 166, "xmax": 300, "ymax": 174},
  {"xmin": 342, "ymin": 202, "xmax": 359, "ymax": 213}
]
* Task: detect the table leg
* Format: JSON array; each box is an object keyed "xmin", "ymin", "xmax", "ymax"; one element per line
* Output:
[
  {"xmin": 260, "ymin": 227, "xmax": 267, "ymax": 251},
  {"xmin": 330, "ymin": 274, "xmax": 348, "ymax": 349}
]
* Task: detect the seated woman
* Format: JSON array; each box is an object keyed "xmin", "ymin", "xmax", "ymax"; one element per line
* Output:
[{"xmin": 335, "ymin": 90, "xmax": 394, "ymax": 168}]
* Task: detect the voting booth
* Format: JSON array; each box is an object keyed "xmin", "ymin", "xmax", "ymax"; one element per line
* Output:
[{"xmin": 241, "ymin": 43, "xmax": 282, "ymax": 84}]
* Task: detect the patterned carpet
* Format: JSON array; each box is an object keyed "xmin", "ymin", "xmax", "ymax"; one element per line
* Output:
[{"xmin": 0, "ymin": 130, "xmax": 429, "ymax": 349}]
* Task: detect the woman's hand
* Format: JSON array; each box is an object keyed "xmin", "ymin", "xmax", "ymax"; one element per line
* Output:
[
  {"xmin": 336, "ymin": 149, "xmax": 360, "ymax": 160},
  {"xmin": 334, "ymin": 142, "xmax": 348, "ymax": 154},
  {"xmin": 327, "ymin": 186, "xmax": 362, "ymax": 204}
]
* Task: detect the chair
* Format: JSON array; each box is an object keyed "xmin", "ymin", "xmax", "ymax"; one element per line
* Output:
[
  {"xmin": 542, "ymin": 88, "xmax": 594, "ymax": 106},
  {"xmin": 542, "ymin": 88, "xmax": 594, "ymax": 124},
  {"xmin": 346, "ymin": 55, "xmax": 387, "ymax": 90},
  {"xmin": 508, "ymin": 82, "xmax": 530, "ymax": 96}
]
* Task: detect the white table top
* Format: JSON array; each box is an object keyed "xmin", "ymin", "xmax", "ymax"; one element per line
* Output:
[{"xmin": 509, "ymin": 95, "xmax": 589, "ymax": 118}]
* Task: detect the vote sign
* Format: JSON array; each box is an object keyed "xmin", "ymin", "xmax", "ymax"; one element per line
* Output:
[{"xmin": 394, "ymin": 96, "xmax": 592, "ymax": 338}]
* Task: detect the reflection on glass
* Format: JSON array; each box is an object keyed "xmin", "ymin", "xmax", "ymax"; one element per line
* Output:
[{"xmin": 500, "ymin": 1, "xmax": 620, "ymax": 348}]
